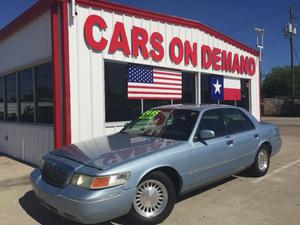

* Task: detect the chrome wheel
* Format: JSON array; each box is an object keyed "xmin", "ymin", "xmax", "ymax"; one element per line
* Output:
[
  {"xmin": 258, "ymin": 149, "xmax": 269, "ymax": 172},
  {"xmin": 133, "ymin": 179, "xmax": 168, "ymax": 218}
]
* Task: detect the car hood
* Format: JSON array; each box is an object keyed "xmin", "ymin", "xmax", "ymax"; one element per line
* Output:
[{"xmin": 50, "ymin": 133, "xmax": 183, "ymax": 170}]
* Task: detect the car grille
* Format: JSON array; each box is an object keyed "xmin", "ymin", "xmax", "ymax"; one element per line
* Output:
[{"xmin": 42, "ymin": 161, "xmax": 72, "ymax": 188}]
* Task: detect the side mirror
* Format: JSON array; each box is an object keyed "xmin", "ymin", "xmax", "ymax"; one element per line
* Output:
[{"xmin": 194, "ymin": 129, "xmax": 215, "ymax": 141}]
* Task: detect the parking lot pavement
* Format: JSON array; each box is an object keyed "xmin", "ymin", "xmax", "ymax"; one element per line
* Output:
[{"xmin": 0, "ymin": 117, "xmax": 300, "ymax": 225}]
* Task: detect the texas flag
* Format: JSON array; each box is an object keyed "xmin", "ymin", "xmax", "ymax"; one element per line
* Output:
[{"xmin": 210, "ymin": 75, "xmax": 241, "ymax": 100}]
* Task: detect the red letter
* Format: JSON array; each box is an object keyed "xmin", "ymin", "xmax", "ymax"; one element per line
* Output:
[
  {"xmin": 240, "ymin": 55, "xmax": 249, "ymax": 74},
  {"xmin": 222, "ymin": 50, "xmax": 232, "ymax": 72},
  {"xmin": 249, "ymin": 57, "xmax": 256, "ymax": 75},
  {"xmin": 201, "ymin": 45, "xmax": 212, "ymax": 69},
  {"xmin": 231, "ymin": 53, "xmax": 241, "ymax": 74},
  {"xmin": 84, "ymin": 15, "xmax": 108, "ymax": 51},
  {"xmin": 150, "ymin": 32, "xmax": 164, "ymax": 61},
  {"xmin": 185, "ymin": 41, "xmax": 197, "ymax": 67},
  {"xmin": 212, "ymin": 47, "xmax": 221, "ymax": 71},
  {"xmin": 108, "ymin": 22, "xmax": 130, "ymax": 56},
  {"xmin": 169, "ymin": 37, "xmax": 184, "ymax": 64},
  {"xmin": 132, "ymin": 26, "xmax": 149, "ymax": 59}
]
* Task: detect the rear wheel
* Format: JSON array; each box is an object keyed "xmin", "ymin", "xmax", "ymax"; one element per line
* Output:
[
  {"xmin": 250, "ymin": 145, "xmax": 270, "ymax": 177},
  {"xmin": 127, "ymin": 171, "xmax": 176, "ymax": 225}
]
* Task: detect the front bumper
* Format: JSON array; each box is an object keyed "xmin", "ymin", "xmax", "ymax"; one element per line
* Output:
[{"xmin": 30, "ymin": 168, "xmax": 135, "ymax": 224}]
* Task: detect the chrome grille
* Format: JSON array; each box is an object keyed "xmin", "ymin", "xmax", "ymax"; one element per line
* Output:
[{"xmin": 42, "ymin": 161, "xmax": 72, "ymax": 188}]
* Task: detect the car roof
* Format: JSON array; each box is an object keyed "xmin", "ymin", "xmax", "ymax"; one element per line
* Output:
[{"xmin": 154, "ymin": 104, "xmax": 240, "ymax": 112}]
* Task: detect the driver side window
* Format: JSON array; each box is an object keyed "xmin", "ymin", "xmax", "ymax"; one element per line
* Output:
[{"xmin": 198, "ymin": 109, "xmax": 228, "ymax": 138}]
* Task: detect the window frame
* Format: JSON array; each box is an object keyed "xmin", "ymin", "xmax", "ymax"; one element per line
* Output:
[
  {"xmin": 221, "ymin": 108, "xmax": 255, "ymax": 134},
  {"xmin": 0, "ymin": 61, "xmax": 53, "ymax": 125},
  {"xmin": 18, "ymin": 68, "xmax": 35, "ymax": 123},
  {"xmin": 0, "ymin": 77, "xmax": 5, "ymax": 120},
  {"xmin": 35, "ymin": 62, "xmax": 54, "ymax": 124},
  {"xmin": 5, "ymin": 73, "xmax": 18, "ymax": 121}
]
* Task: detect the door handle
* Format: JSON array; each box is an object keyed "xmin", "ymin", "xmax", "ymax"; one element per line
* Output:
[
  {"xmin": 254, "ymin": 134, "xmax": 260, "ymax": 139},
  {"xmin": 227, "ymin": 140, "xmax": 235, "ymax": 146}
]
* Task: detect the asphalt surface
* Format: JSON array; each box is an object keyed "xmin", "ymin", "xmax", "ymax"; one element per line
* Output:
[{"xmin": 0, "ymin": 117, "xmax": 299, "ymax": 225}]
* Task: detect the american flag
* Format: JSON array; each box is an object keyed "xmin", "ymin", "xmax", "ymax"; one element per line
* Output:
[{"xmin": 127, "ymin": 64, "xmax": 182, "ymax": 100}]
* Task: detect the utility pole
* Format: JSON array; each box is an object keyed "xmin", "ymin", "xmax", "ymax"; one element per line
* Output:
[
  {"xmin": 255, "ymin": 27, "xmax": 264, "ymax": 62},
  {"xmin": 286, "ymin": 6, "xmax": 296, "ymax": 104},
  {"xmin": 255, "ymin": 27, "xmax": 264, "ymax": 117}
]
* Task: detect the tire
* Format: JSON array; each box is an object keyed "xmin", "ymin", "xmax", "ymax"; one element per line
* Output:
[
  {"xmin": 250, "ymin": 145, "xmax": 270, "ymax": 177},
  {"xmin": 127, "ymin": 171, "xmax": 176, "ymax": 225}
]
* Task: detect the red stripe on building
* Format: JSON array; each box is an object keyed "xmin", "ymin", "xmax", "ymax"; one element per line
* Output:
[
  {"xmin": 0, "ymin": 0, "xmax": 54, "ymax": 41},
  {"xmin": 60, "ymin": 0, "xmax": 72, "ymax": 145},
  {"xmin": 51, "ymin": 2, "xmax": 62, "ymax": 148}
]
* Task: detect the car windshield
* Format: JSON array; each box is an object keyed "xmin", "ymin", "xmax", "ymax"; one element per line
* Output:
[{"xmin": 121, "ymin": 108, "xmax": 199, "ymax": 141}]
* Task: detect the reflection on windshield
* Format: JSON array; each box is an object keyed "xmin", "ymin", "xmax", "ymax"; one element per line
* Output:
[{"xmin": 121, "ymin": 109, "xmax": 199, "ymax": 141}]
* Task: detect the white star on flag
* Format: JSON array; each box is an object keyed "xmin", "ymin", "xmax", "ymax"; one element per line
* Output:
[{"xmin": 213, "ymin": 79, "xmax": 222, "ymax": 94}]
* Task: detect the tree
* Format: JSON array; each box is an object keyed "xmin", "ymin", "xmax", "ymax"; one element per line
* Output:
[{"xmin": 262, "ymin": 65, "xmax": 300, "ymax": 98}]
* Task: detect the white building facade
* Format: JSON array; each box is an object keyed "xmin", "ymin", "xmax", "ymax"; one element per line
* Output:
[{"xmin": 0, "ymin": 0, "xmax": 260, "ymax": 165}]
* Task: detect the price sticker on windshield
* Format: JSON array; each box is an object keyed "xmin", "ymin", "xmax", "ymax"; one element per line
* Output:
[{"xmin": 139, "ymin": 110, "xmax": 159, "ymax": 120}]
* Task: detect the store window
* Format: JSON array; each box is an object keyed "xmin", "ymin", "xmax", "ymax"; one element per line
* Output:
[
  {"xmin": 105, "ymin": 62, "xmax": 198, "ymax": 123},
  {"xmin": 219, "ymin": 100, "xmax": 235, "ymax": 106},
  {"xmin": 105, "ymin": 62, "xmax": 141, "ymax": 122},
  {"xmin": 0, "ymin": 78, "xmax": 4, "ymax": 120},
  {"xmin": 201, "ymin": 73, "xmax": 235, "ymax": 105},
  {"xmin": 236, "ymin": 79, "xmax": 250, "ymax": 111},
  {"xmin": 144, "ymin": 100, "xmax": 171, "ymax": 112},
  {"xmin": 19, "ymin": 68, "xmax": 34, "ymax": 122},
  {"xmin": 174, "ymin": 72, "xmax": 196, "ymax": 104},
  {"xmin": 0, "ymin": 62, "xmax": 53, "ymax": 124},
  {"xmin": 5, "ymin": 74, "xmax": 17, "ymax": 121},
  {"xmin": 201, "ymin": 74, "xmax": 250, "ymax": 110},
  {"xmin": 36, "ymin": 63, "xmax": 53, "ymax": 123},
  {"xmin": 201, "ymin": 73, "xmax": 214, "ymax": 104}
]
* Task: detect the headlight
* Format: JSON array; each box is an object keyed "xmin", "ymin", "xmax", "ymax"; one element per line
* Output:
[
  {"xmin": 71, "ymin": 172, "xmax": 131, "ymax": 189},
  {"xmin": 39, "ymin": 158, "xmax": 45, "ymax": 169}
]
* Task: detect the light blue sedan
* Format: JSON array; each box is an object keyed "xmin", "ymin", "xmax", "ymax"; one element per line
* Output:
[{"xmin": 30, "ymin": 104, "xmax": 281, "ymax": 224}]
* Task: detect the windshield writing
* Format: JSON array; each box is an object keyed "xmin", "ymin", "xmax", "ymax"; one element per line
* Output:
[{"xmin": 122, "ymin": 109, "xmax": 199, "ymax": 141}]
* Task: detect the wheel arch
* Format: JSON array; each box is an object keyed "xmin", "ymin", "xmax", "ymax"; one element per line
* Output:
[
  {"xmin": 137, "ymin": 166, "xmax": 183, "ymax": 196},
  {"xmin": 258, "ymin": 141, "xmax": 272, "ymax": 155}
]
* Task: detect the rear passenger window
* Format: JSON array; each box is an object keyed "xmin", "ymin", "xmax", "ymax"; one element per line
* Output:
[
  {"xmin": 198, "ymin": 109, "xmax": 228, "ymax": 138},
  {"xmin": 223, "ymin": 109, "xmax": 254, "ymax": 133}
]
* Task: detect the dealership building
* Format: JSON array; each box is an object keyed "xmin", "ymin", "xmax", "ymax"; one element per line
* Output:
[{"xmin": 0, "ymin": 0, "xmax": 260, "ymax": 165}]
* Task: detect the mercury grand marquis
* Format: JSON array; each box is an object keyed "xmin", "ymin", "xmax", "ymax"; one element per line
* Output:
[{"xmin": 30, "ymin": 104, "xmax": 282, "ymax": 224}]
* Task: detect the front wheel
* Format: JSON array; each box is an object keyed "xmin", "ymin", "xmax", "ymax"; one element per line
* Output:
[
  {"xmin": 127, "ymin": 171, "xmax": 176, "ymax": 225},
  {"xmin": 250, "ymin": 145, "xmax": 270, "ymax": 177}
]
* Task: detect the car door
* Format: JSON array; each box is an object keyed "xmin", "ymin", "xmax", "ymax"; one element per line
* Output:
[
  {"xmin": 191, "ymin": 109, "xmax": 238, "ymax": 188},
  {"xmin": 222, "ymin": 108, "xmax": 260, "ymax": 170}
]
